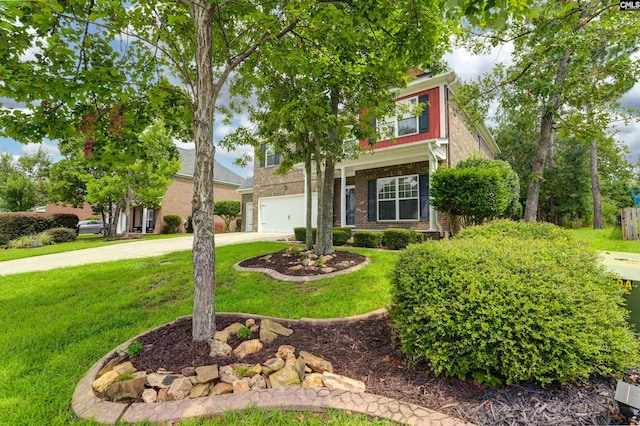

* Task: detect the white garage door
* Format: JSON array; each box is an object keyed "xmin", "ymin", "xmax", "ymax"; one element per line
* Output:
[{"xmin": 259, "ymin": 193, "xmax": 318, "ymax": 233}]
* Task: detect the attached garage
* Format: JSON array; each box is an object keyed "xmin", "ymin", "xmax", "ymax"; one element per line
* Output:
[{"xmin": 258, "ymin": 193, "xmax": 318, "ymax": 233}]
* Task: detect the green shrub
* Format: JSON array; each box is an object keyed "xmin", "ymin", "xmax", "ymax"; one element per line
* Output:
[
  {"xmin": 294, "ymin": 227, "xmax": 316, "ymax": 243},
  {"xmin": 0, "ymin": 213, "xmax": 53, "ymax": 246},
  {"xmin": 334, "ymin": 227, "xmax": 352, "ymax": 239},
  {"xmin": 383, "ymin": 228, "xmax": 418, "ymax": 250},
  {"xmin": 51, "ymin": 213, "xmax": 79, "ymax": 229},
  {"xmin": 214, "ymin": 200, "xmax": 241, "ymax": 232},
  {"xmin": 457, "ymin": 219, "xmax": 570, "ymax": 242},
  {"xmin": 333, "ymin": 229, "xmax": 350, "ymax": 246},
  {"xmin": 390, "ymin": 222, "xmax": 638, "ymax": 386},
  {"xmin": 353, "ymin": 231, "xmax": 383, "ymax": 248},
  {"xmin": 126, "ymin": 341, "xmax": 143, "ymax": 358},
  {"xmin": 8, "ymin": 232, "xmax": 54, "ymax": 249},
  {"xmin": 45, "ymin": 227, "xmax": 77, "ymax": 243},
  {"xmin": 163, "ymin": 215, "xmax": 182, "ymax": 234},
  {"xmin": 237, "ymin": 326, "xmax": 252, "ymax": 340}
]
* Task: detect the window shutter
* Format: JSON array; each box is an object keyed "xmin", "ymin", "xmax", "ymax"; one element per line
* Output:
[
  {"xmin": 259, "ymin": 144, "xmax": 265, "ymax": 167},
  {"xmin": 418, "ymin": 95, "xmax": 429, "ymax": 133},
  {"xmin": 369, "ymin": 117, "xmax": 377, "ymax": 145},
  {"xmin": 274, "ymin": 152, "xmax": 281, "ymax": 165},
  {"xmin": 367, "ymin": 179, "xmax": 376, "ymax": 222},
  {"xmin": 419, "ymin": 174, "xmax": 429, "ymax": 221}
]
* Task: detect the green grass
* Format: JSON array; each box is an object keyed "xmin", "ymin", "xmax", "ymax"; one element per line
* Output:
[
  {"xmin": 0, "ymin": 233, "xmax": 192, "ymax": 262},
  {"xmin": 570, "ymin": 225, "xmax": 640, "ymax": 253},
  {"xmin": 0, "ymin": 242, "xmax": 398, "ymax": 425},
  {"xmin": 176, "ymin": 408, "xmax": 397, "ymax": 425}
]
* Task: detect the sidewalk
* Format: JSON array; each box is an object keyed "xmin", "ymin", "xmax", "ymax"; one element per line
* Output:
[
  {"xmin": 599, "ymin": 250, "xmax": 640, "ymax": 281},
  {"xmin": 0, "ymin": 232, "xmax": 291, "ymax": 276}
]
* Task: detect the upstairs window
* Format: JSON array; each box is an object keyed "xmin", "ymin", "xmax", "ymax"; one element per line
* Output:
[
  {"xmin": 260, "ymin": 144, "xmax": 281, "ymax": 167},
  {"xmin": 375, "ymin": 94, "xmax": 429, "ymax": 140},
  {"xmin": 397, "ymin": 98, "xmax": 419, "ymax": 136}
]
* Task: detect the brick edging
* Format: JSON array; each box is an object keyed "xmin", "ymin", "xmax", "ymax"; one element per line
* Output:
[{"xmin": 71, "ymin": 309, "xmax": 472, "ymax": 426}]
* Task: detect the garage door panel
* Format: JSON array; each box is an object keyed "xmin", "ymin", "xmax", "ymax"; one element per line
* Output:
[{"xmin": 259, "ymin": 194, "xmax": 317, "ymax": 233}]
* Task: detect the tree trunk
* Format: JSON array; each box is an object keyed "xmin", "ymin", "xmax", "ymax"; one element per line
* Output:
[
  {"xmin": 590, "ymin": 136, "xmax": 603, "ymax": 229},
  {"xmin": 191, "ymin": 0, "xmax": 217, "ymax": 342},
  {"xmin": 523, "ymin": 52, "xmax": 572, "ymax": 222},
  {"xmin": 314, "ymin": 135, "xmax": 325, "ymax": 254},
  {"xmin": 548, "ymin": 137, "xmax": 557, "ymax": 225},
  {"xmin": 304, "ymin": 154, "xmax": 314, "ymax": 250},
  {"xmin": 317, "ymin": 156, "xmax": 335, "ymax": 255}
]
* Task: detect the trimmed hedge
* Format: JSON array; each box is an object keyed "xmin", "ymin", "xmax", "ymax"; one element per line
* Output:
[
  {"xmin": 0, "ymin": 213, "xmax": 79, "ymax": 246},
  {"xmin": 45, "ymin": 227, "xmax": 78, "ymax": 243},
  {"xmin": 353, "ymin": 231, "xmax": 383, "ymax": 248},
  {"xmin": 163, "ymin": 215, "xmax": 182, "ymax": 234},
  {"xmin": 333, "ymin": 229, "xmax": 350, "ymax": 246},
  {"xmin": 383, "ymin": 228, "xmax": 419, "ymax": 250},
  {"xmin": 390, "ymin": 221, "xmax": 639, "ymax": 386},
  {"xmin": 457, "ymin": 219, "xmax": 569, "ymax": 242},
  {"xmin": 294, "ymin": 227, "xmax": 316, "ymax": 243}
]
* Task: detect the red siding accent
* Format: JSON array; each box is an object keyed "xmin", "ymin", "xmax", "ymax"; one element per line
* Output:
[{"xmin": 361, "ymin": 87, "xmax": 440, "ymax": 150}]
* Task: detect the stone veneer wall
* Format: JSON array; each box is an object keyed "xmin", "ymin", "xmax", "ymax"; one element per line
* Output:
[{"xmin": 354, "ymin": 162, "xmax": 430, "ymax": 231}]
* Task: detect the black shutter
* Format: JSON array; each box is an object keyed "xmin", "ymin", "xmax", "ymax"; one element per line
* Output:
[
  {"xmin": 419, "ymin": 174, "xmax": 429, "ymax": 221},
  {"xmin": 368, "ymin": 179, "xmax": 377, "ymax": 222},
  {"xmin": 418, "ymin": 94, "xmax": 429, "ymax": 133},
  {"xmin": 369, "ymin": 117, "xmax": 377, "ymax": 145},
  {"xmin": 274, "ymin": 152, "xmax": 281, "ymax": 165},
  {"xmin": 259, "ymin": 144, "xmax": 265, "ymax": 167}
]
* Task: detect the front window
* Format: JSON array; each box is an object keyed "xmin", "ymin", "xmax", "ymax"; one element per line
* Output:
[
  {"xmin": 377, "ymin": 175, "xmax": 419, "ymax": 221},
  {"xmin": 265, "ymin": 147, "xmax": 278, "ymax": 167}
]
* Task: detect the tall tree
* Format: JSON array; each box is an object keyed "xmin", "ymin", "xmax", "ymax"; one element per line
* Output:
[{"xmin": 0, "ymin": 148, "xmax": 52, "ymax": 212}]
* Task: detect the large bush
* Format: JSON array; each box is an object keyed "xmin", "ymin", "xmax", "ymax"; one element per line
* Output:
[
  {"xmin": 457, "ymin": 219, "xmax": 569, "ymax": 242},
  {"xmin": 163, "ymin": 215, "xmax": 182, "ymax": 234},
  {"xmin": 383, "ymin": 228, "xmax": 419, "ymax": 250},
  {"xmin": 51, "ymin": 214, "xmax": 79, "ymax": 229},
  {"xmin": 0, "ymin": 213, "xmax": 78, "ymax": 246},
  {"xmin": 294, "ymin": 227, "xmax": 316, "ymax": 243},
  {"xmin": 390, "ymin": 221, "xmax": 638, "ymax": 386},
  {"xmin": 45, "ymin": 227, "xmax": 78, "ymax": 243}
]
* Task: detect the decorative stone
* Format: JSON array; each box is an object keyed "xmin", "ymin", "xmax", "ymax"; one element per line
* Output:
[
  {"xmin": 232, "ymin": 379, "xmax": 250, "ymax": 393},
  {"xmin": 189, "ymin": 383, "xmax": 211, "ymax": 398},
  {"xmin": 276, "ymin": 345, "xmax": 296, "ymax": 358},
  {"xmin": 188, "ymin": 376, "xmax": 199, "ymax": 385},
  {"xmin": 196, "ymin": 364, "xmax": 219, "ymax": 383},
  {"xmin": 142, "ymin": 388, "xmax": 157, "ymax": 403},
  {"xmin": 293, "ymin": 356, "xmax": 306, "ymax": 381},
  {"xmin": 245, "ymin": 318, "xmax": 256, "ymax": 328},
  {"xmin": 259, "ymin": 327, "xmax": 278, "ymax": 344},
  {"xmin": 113, "ymin": 361, "xmax": 137, "ymax": 375},
  {"xmin": 321, "ymin": 267, "xmax": 335, "ymax": 274},
  {"xmin": 146, "ymin": 373, "xmax": 179, "ymax": 388},
  {"xmin": 105, "ymin": 375, "xmax": 146, "ymax": 401},
  {"xmin": 300, "ymin": 350, "xmax": 334, "ymax": 373},
  {"xmin": 249, "ymin": 374, "xmax": 268, "ymax": 390},
  {"xmin": 157, "ymin": 388, "xmax": 169, "ymax": 402},
  {"xmin": 302, "ymin": 372, "xmax": 324, "ymax": 388},
  {"xmin": 245, "ymin": 364, "xmax": 262, "ymax": 378},
  {"xmin": 181, "ymin": 367, "xmax": 196, "ymax": 377},
  {"xmin": 260, "ymin": 254, "xmax": 272, "ymax": 261},
  {"xmin": 262, "ymin": 357, "xmax": 285, "ymax": 375},
  {"xmin": 270, "ymin": 366, "xmax": 301, "ymax": 389},
  {"xmin": 97, "ymin": 353, "xmax": 127, "ymax": 378},
  {"xmin": 262, "ymin": 319, "xmax": 294, "ymax": 337},
  {"xmin": 320, "ymin": 255, "xmax": 333, "ymax": 262},
  {"xmin": 219, "ymin": 365, "xmax": 242, "ymax": 384},
  {"xmin": 214, "ymin": 330, "xmax": 230, "ymax": 342},
  {"xmin": 208, "ymin": 339, "xmax": 232, "ymax": 357},
  {"xmin": 92, "ymin": 370, "xmax": 120, "ymax": 393},
  {"xmin": 167, "ymin": 376, "xmax": 193, "ymax": 400},
  {"xmin": 288, "ymin": 265, "xmax": 303, "ymax": 271},
  {"xmin": 224, "ymin": 322, "xmax": 246, "ymax": 335},
  {"xmin": 233, "ymin": 339, "xmax": 263, "ymax": 359},
  {"xmin": 322, "ymin": 372, "xmax": 365, "ymax": 393},
  {"xmin": 209, "ymin": 382, "xmax": 233, "ymax": 395}
]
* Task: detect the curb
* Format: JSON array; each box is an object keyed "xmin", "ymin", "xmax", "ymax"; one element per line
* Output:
[{"xmin": 72, "ymin": 310, "xmax": 472, "ymax": 425}]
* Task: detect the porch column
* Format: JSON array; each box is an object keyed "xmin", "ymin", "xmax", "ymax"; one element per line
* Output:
[
  {"xmin": 340, "ymin": 167, "xmax": 346, "ymax": 227},
  {"xmin": 141, "ymin": 207, "xmax": 148, "ymax": 234}
]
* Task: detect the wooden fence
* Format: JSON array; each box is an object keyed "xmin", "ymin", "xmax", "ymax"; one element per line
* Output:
[{"xmin": 621, "ymin": 208, "xmax": 640, "ymax": 240}]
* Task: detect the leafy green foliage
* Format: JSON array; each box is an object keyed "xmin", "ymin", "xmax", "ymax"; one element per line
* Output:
[
  {"xmin": 457, "ymin": 219, "xmax": 570, "ymax": 241},
  {"xmin": 0, "ymin": 213, "xmax": 78, "ymax": 246},
  {"xmin": 237, "ymin": 326, "xmax": 252, "ymax": 341},
  {"xmin": 390, "ymin": 221, "xmax": 639, "ymax": 385},
  {"xmin": 383, "ymin": 228, "xmax": 420, "ymax": 250},
  {"xmin": 214, "ymin": 200, "xmax": 241, "ymax": 232},
  {"xmin": 0, "ymin": 149, "xmax": 52, "ymax": 212},
  {"xmin": 44, "ymin": 227, "xmax": 77, "ymax": 243},
  {"xmin": 126, "ymin": 341, "xmax": 143, "ymax": 358},
  {"xmin": 353, "ymin": 231, "xmax": 383, "ymax": 248},
  {"xmin": 163, "ymin": 215, "xmax": 182, "ymax": 234},
  {"xmin": 332, "ymin": 229, "xmax": 350, "ymax": 246},
  {"xmin": 8, "ymin": 232, "xmax": 54, "ymax": 249},
  {"xmin": 294, "ymin": 227, "xmax": 317, "ymax": 244},
  {"xmin": 51, "ymin": 214, "xmax": 79, "ymax": 229}
]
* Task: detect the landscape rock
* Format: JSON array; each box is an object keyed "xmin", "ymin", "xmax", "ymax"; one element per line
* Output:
[
  {"xmin": 167, "ymin": 376, "xmax": 193, "ymax": 400},
  {"xmin": 249, "ymin": 374, "xmax": 268, "ymax": 390},
  {"xmin": 270, "ymin": 366, "xmax": 301, "ymax": 389},
  {"xmin": 92, "ymin": 370, "xmax": 120, "ymax": 393},
  {"xmin": 259, "ymin": 327, "xmax": 278, "ymax": 344},
  {"xmin": 245, "ymin": 318, "xmax": 256, "ymax": 328},
  {"xmin": 233, "ymin": 339, "xmax": 263, "ymax": 359},
  {"xmin": 321, "ymin": 267, "xmax": 335, "ymax": 274},
  {"xmin": 245, "ymin": 364, "xmax": 262, "ymax": 378},
  {"xmin": 105, "ymin": 375, "xmax": 146, "ymax": 401},
  {"xmin": 288, "ymin": 265, "xmax": 303, "ymax": 271},
  {"xmin": 209, "ymin": 382, "xmax": 233, "ymax": 395},
  {"xmin": 302, "ymin": 372, "xmax": 324, "ymax": 388},
  {"xmin": 208, "ymin": 339, "xmax": 232, "ymax": 357},
  {"xmin": 262, "ymin": 357, "xmax": 285, "ymax": 375},
  {"xmin": 276, "ymin": 345, "xmax": 296, "ymax": 358},
  {"xmin": 97, "ymin": 354, "xmax": 127, "ymax": 378},
  {"xmin": 300, "ymin": 350, "xmax": 334, "ymax": 373},
  {"xmin": 157, "ymin": 388, "xmax": 169, "ymax": 402},
  {"xmin": 219, "ymin": 365, "xmax": 242, "ymax": 384},
  {"xmin": 322, "ymin": 372, "xmax": 365, "ymax": 393},
  {"xmin": 146, "ymin": 373, "xmax": 179, "ymax": 388},
  {"xmin": 213, "ymin": 330, "xmax": 230, "ymax": 342},
  {"xmin": 224, "ymin": 322, "xmax": 246, "ymax": 335},
  {"xmin": 262, "ymin": 319, "xmax": 294, "ymax": 336},
  {"xmin": 232, "ymin": 379, "xmax": 250, "ymax": 393},
  {"xmin": 141, "ymin": 388, "xmax": 157, "ymax": 403},
  {"xmin": 180, "ymin": 367, "xmax": 196, "ymax": 377},
  {"xmin": 189, "ymin": 383, "xmax": 211, "ymax": 398},
  {"xmin": 113, "ymin": 361, "xmax": 137, "ymax": 375},
  {"xmin": 195, "ymin": 364, "xmax": 219, "ymax": 383},
  {"xmin": 294, "ymin": 356, "xmax": 306, "ymax": 381}
]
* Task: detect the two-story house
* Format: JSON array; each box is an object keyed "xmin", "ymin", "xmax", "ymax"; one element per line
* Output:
[{"xmin": 239, "ymin": 70, "xmax": 499, "ymax": 236}]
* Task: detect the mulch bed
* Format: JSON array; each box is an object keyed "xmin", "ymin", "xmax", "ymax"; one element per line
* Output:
[
  {"xmin": 123, "ymin": 249, "xmax": 627, "ymax": 425},
  {"xmin": 237, "ymin": 248, "xmax": 366, "ymax": 277}
]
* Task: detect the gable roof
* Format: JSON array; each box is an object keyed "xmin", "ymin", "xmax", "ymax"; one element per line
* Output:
[{"xmin": 175, "ymin": 147, "xmax": 245, "ymax": 186}]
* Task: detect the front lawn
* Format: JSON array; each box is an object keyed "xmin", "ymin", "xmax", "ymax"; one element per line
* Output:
[
  {"xmin": 0, "ymin": 233, "xmax": 192, "ymax": 262},
  {"xmin": 570, "ymin": 225, "xmax": 640, "ymax": 253},
  {"xmin": 0, "ymin": 242, "xmax": 396, "ymax": 425}
]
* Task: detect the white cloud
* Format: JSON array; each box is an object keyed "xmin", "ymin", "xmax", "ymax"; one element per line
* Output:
[
  {"xmin": 20, "ymin": 142, "xmax": 60, "ymax": 159},
  {"xmin": 444, "ymin": 42, "xmax": 514, "ymax": 82},
  {"xmin": 214, "ymin": 124, "xmax": 233, "ymax": 138},
  {"xmin": 173, "ymin": 140, "xmax": 195, "ymax": 150}
]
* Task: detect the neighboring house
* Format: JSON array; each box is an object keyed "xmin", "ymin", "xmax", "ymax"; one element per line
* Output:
[
  {"xmin": 46, "ymin": 147, "xmax": 245, "ymax": 233},
  {"xmin": 241, "ymin": 70, "xmax": 499, "ymax": 236}
]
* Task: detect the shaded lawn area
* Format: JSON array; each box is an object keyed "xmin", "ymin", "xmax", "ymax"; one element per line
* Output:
[
  {"xmin": 0, "ymin": 233, "xmax": 192, "ymax": 262},
  {"xmin": 570, "ymin": 225, "xmax": 640, "ymax": 253},
  {"xmin": 0, "ymin": 242, "xmax": 397, "ymax": 425}
]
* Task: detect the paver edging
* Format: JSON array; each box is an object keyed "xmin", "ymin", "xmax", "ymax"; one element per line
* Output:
[
  {"xmin": 233, "ymin": 256, "xmax": 371, "ymax": 282},
  {"xmin": 72, "ymin": 309, "xmax": 473, "ymax": 425}
]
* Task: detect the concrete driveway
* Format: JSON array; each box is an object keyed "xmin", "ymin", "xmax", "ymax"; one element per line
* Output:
[
  {"xmin": 599, "ymin": 250, "xmax": 640, "ymax": 281},
  {"xmin": 0, "ymin": 232, "xmax": 292, "ymax": 276}
]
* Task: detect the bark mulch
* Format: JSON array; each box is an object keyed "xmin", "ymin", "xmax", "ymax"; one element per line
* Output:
[{"xmin": 124, "ymin": 249, "xmax": 626, "ymax": 425}]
